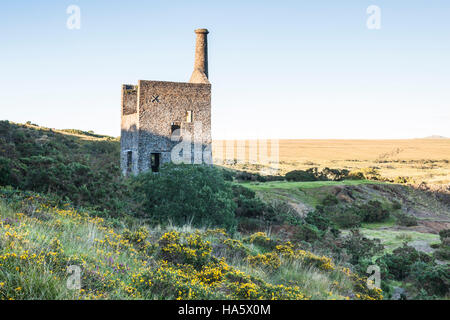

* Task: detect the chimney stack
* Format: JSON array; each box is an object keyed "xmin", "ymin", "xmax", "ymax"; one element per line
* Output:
[{"xmin": 189, "ymin": 28, "xmax": 210, "ymax": 84}]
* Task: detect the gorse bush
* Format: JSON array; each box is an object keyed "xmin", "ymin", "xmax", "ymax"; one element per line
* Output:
[
  {"xmin": 439, "ymin": 229, "xmax": 450, "ymax": 242},
  {"xmin": 313, "ymin": 194, "xmax": 390, "ymax": 228},
  {"xmin": 233, "ymin": 185, "xmax": 267, "ymax": 220},
  {"xmin": 305, "ymin": 209, "xmax": 339, "ymax": 236},
  {"xmin": 129, "ymin": 163, "xmax": 237, "ymax": 231},
  {"xmin": 410, "ymin": 262, "xmax": 450, "ymax": 296},
  {"xmin": 235, "ymin": 171, "xmax": 284, "ymax": 182},
  {"xmin": 285, "ymin": 167, "xmax": 351, "ymax": 182},
  {"xmin": 433, "ymin": 229, "xmax": 450, "ymax": 261},
  {"xmin": 158, "ymin": 231, "xmax": 212, "ymax": 269},
  {"xmin": 394, "ymin": 176, "xmax": 415, "ymax": 184},
  {"xmin": 376, "ymin": 244, "xmax": 433, "ymax": 281},
  {"xmin": 0, "ymin": 191, "xmax": 385, "ymax": 300},
  {"xmin": 348, "ymin": 168, "xmax": 381, "ymax": 181},
  {"xmin": 357, "ymin": 200, "xmax": 390, "ymax": 223},
  {"xmin": 231, "ymin": 184, "xmax": 300, "ymax": 231},
  {"xmin": 342, "ymin": 229, "xmax": 384, "ymax": 267},
  {"xmin": 244, "ymin": 232, "xmax": 277, "ymax": 250},
  {"xmin": 332, "ymin": 210, "xmax": 362, "ymax": 229},
  {"xmin": 395, "ymin": 212, "xmax": 418, "ymax": 227},
  {"xmin": 285, "ymin": 169, "xmax": 318, "ymax": 182}
]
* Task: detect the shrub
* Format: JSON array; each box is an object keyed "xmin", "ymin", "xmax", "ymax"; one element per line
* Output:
[
  {"xmin": 293, "ymin": 224, "xmax": 321, "ymax": 242},
  {"xmin": 222, "ymin": 238, "xmax": 249, "ymax": 259},
  {"xmin": 348, "ymin": 272, "xmax": 384, "ymax": 300},
  {"xmin": 236, "ymin": 217, "xmax": 266, "ymax": 233},
  {"xmin": 332, "ymin": 210, "xmax": 362, "ymax": 229},
  {"xmin": 320, "ymin": 167, "xmax": 350, "ymax": 181},
  {"xmin": 221, "ymin": 169, "xmax": 235, "ymax": 181},
  {"xmin": 232, "ymin": 185, "xmax": 299, "ymax": 228},
  {"xmin": 122, "ymin": 227, "xmax": 153, "ymax": 253},
  {"xmin": 158, "ymin": 231, "xmax": 212, "ymax": 269},
  {"xmin": 234, "ymin": 171, "xmax": 279, "ymax": 182},
  {"xmin": 410, "ymin": 262, "xmax": 450, "ymax": 296},
  {"xmin": 244, "ymin": 232, "xmax": 277, "ymax": 250},
  {"xmin": 0, "ymin": 157, "xmax": 15, "ymax": 186},
  {"xmin": 395, "ymin": 212, "xmax": 418, "ymax": 227},
  {"xmin": 231, "ymin": 184, "xmax": 271, "ymax": 230},
  {"xmin": 129, "ymin": 164, "xmax": 237, "ymax": 230},
  {"xmin": 376, "ymin": 244, "xmax": 433, "ymax": 281},
  {"xmin": 264, "ymin": 200, "xmax": 300, "ymax": 225},
  {"xmin": 305, "ymin": 208, "xmax": 339, "ymax": 236},
  {"xmin": 296, "ymin": 249, "xmax": 335, "ymax": 271},
  {"xmin": 234, "ymin": 196, "xmax": 266, "ymax": 219},
  {"xmin": 232, "ymin": 184, "xmax": 256, "ymax": 199},
  {"xmin": 321, "ymin": 194, "xmax": 339, "ymax": 207},
  {"xmin": 439, "ymin": 229, "xmax": 450, "ymax": 241},
  {"xmin": 358, "ymin": 200, "xmax": 390, "ymax": 223},
  {"xmin": 342, "ymin": 229, "xmax": 384, "ymax": 267},
  {"xmin": 285, "ymin": 169, "xmax": 317, "ymax": 182},
  {"xmin": 394, "ymin": 176, "xmax": 415, "ymax": 184},
  {"xmin": 347, "ymin": 171, "xmax": 365, "ymax": 180},
  {"xmin": 392, "ymin": 200, "xmax": 402, "ymax": 210},
  {"xmin": 232, "ymin": 184, "xmax": 266, "ymax": 220},
  {"xmin": 434, "ymin": 247, "xmax": 450, "ymax": 261},
  {"xmin": 248, "ymin": 252, "xmax": 281, "ymax": 273},
  {"xmin": 434, "ymin": 229, "xmax": 450, "ymax": 260},
  {"xmin": 348, "ymin": 168, "xmax": 381, "ymax": 181},
  {"xmin": 285, "ymin": 167, "xmax": 353, "ymax": 182},
  {"xmin": 261, "ymin": 175, "xmax": 285, "ymax": 182},
  {"xmin": 0, "ymin": 121, "xmax": 125, "ymax": 216}
]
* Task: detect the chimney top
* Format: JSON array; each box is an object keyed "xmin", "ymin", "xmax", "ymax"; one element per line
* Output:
[
  {"xmin": 189, "ymin": 28, "xmax": 210, "ymax": 84},
  {"xmin": 195, "ymin": 28, "xmax": 209, "ymax": 34}
]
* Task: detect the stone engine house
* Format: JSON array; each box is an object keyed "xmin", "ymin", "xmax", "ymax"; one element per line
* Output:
[{"xmin": 120, "ymin": 29, "xmax": 212, "ymax": 175}]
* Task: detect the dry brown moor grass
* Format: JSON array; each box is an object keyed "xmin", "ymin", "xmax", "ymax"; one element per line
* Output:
[{"xmin": 213, "ymin": 139, "xmax": 450, "ymax": 184}]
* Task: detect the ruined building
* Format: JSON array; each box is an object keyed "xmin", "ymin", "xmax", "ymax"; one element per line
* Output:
[{"xmin": 120, "ymin": 29, "xmax": 212, "ymax": 175}]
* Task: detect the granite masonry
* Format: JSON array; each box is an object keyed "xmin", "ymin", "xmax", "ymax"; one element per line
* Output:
[{"xmin": 120, "ymin": 29, "xmax": 212, "ymax": 175}]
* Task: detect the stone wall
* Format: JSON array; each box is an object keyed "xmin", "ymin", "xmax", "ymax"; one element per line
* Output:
[
  {"xmin": 120, "ymin": 85, "xmax": 139, "ymax": 175},
  {"xmin": 122, "ymin": 85, "xmax": 138, "ymax": 115},
  {"xmin": 136, "ymin": 80, "xmax": 212, "ymax": 172}
]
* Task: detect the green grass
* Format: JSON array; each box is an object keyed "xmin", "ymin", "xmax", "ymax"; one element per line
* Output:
[
  {"xmin": 242, "ymin": 179, "xmax": 385, "ymax": 191},
  {"xmin": 357, "ymin": 229, "xmax": 440, "ymax": 254},
  {"xmin": 239, "ymin": 180, "xmax": 386, "ymax": 207},
  {"xmin": 361, "ymin": 216, "xmax": 397, "ymax": 229},
  {"xmin": 270, "ymin": 260, "xmax": 354, "ymax": 300}
]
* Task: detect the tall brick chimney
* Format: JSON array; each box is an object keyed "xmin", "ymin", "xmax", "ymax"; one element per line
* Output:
[{"xmin": 189, "ymin": 28, "xmax": 210, "ymax": 84}]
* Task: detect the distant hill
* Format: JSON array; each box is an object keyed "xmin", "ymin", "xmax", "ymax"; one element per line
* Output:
[{"xmin": 423, "ymin": 135, "xmax": 448, "ymax": 139}]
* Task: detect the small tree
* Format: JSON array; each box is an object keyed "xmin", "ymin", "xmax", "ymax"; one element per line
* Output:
[{"xmin": 129, "ymin": 164, "xmax": 237, "ymax": 230}]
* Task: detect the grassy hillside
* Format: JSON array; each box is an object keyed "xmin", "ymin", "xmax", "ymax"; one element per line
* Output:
[
  {"xmin": 0, "ymin": 121, "xmax": 125, "ymax": 214},
  {"xmin": 0, "ymin": 121, "xmax": 448, "ymax": 300},
  {"xmin": 241, "ymin": 179, "xmax": 449, "ymax": 298},
  {"xmin": 0, "ymin": 190, "xmax": 381, "ymax": 300}
]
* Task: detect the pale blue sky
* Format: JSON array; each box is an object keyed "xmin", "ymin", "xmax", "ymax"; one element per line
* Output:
[{"xmin": 0, "ymin": 1, "xmax": 449, "ymax": 139}]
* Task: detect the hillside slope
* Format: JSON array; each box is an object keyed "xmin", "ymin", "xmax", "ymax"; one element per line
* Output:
[
  {"xmin": 0, "ymin": 121, "xmax": 448, "ymax": 300},
  {"xmin": 0, "ymin": 121, "xmax": 123, "ymax": 213},
  {"xmin": 245, "ymin": 180, "xmax": 449, "ymax": 246},
  {"xmin": 0, "ymin": 190, "xmax": 381, "ymax": 300}
]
